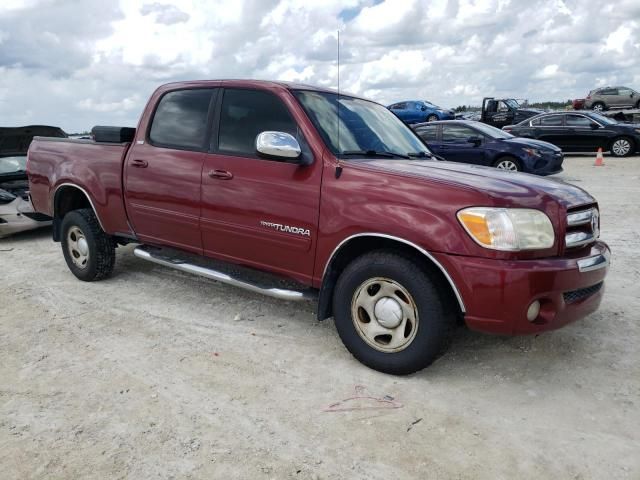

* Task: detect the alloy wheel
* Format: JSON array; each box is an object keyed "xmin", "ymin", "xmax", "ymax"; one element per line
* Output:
[
  {"xmin": 496, "ymin": 159, "xmax": 519, "ymax": 171},
  {"xmin": 612, "ymin": 139, "xmax": 631, "ymax": 156}
]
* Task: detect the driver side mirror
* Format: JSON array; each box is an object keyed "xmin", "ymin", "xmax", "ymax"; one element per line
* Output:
[
  {"xmin": 467, "ymin": 136, "xmax": 482, "ymax": 146},
  {"xmin": 256, "ymin": 131, "xmax": 305, "ymax": 163},
  {"xmin": 421, "ymin": 105, "xmax": 427, "ymax": 111},
  {"xmin": 590, "ymin": 123, "xmax": 600, "ymax": 129}
]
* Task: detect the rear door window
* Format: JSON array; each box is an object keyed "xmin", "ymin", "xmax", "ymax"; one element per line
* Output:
[
  {"xmin": 217, "ymin": 88, "xmax": 298, "ymax": 158},
  {"xmin": 149, "ymin": 89, "xmax": 215, "ymax": 150},
  {"xmin": 539, "ymin": 115, "xmax": 564, "ymax": 126}
]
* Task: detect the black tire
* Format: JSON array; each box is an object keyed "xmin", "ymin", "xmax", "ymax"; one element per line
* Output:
[
  {"xmin": 610, "ymin": 136, "xmax": 635, "ymax": 157},
  {"xmin": 591, "ymin": 102, "xmax": 605, "ymax": 112},
  {"xmin": 426, "ymin": 114, "xmax": 438, "ymax": 122},
  {"xmin": 635, "ymin": 100, "xmax": 640, "ymax": 109},
  {"xmin": 493, "ymin": 155, "xmax": 522, "ymax": 172},
  {"xmin": 61, "ymin": 208, "xmax": 115, "ymax": 281},
  {"xmin": 332, "ymin": 250, "xmax": 455, "ymax": 375}
]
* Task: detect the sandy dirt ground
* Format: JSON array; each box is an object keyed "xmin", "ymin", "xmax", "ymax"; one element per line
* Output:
[{"xmin": 1, "ymin": 156, "xmax": 639, "ymax": 479}]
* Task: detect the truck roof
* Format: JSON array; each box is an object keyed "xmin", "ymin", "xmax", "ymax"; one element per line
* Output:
[{"xmin": 156, "ymin": 79, "xmax": 368, "ymax": 101}]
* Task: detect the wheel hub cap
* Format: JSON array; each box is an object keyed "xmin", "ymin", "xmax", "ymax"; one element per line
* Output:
[
  {"xmin": 374, "ymin": 297, "xmax": 403, "ymax": 328},
  {"xmin": 350, "ymin": 277, "xmax": 419, "ymax": 353},
  {"xmin": 67, "ymin": 226, "xmax": 89, "ymax": 269},
  {"xmin": 77, "ymin": 238, "xmax": 89, "ymax": 256}
]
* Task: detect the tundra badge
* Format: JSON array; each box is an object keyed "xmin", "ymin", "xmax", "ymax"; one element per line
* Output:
[{"xmin": 260, "ymin": 221, "xmax": 311, "ymax": 237}]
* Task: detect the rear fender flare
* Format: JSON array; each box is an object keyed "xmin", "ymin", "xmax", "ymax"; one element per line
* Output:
[{"xmin": 52, "ymin": 183, "xmax": 105, "ymax": 241}]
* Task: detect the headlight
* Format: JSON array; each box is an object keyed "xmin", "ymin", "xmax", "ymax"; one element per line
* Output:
[
  {"xmin": 457, "ymin": 207, "xmax": 555, "ymax": 251},
  {"xmin": 523, "ymin": 147, "xmax": 543, "ymax": 158}
]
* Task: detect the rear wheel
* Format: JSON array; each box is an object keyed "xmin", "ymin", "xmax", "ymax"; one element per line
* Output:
[
  {"xmin": 610, "ymin": 136, "xmax": 634, "ymax": 157},
  {"xmin": 591, "ymin": 102, "xmax": 605, "ymax": 112},
  {"xmin": 494, "ymin": 156, "xmax": 522, "ymax": 172},
  {"xmin": 332, "ymin": 251, "xmax": 455, "ymax": 375},
  {"xmin": 61, "ymin": 208, "xmax": 115, "ymax": 281}
]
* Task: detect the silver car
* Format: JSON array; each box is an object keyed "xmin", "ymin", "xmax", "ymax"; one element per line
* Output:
[
  {"xmin": 0, "ymin": 156, "xmax": 52, "ymax": 238},
  {"xmin": 0, "ymin": 126, "xmax": 66, "ymax": 238},
  {"xmin": 584, "ymin": 86, "xmax": 640, "ymax": 112}
]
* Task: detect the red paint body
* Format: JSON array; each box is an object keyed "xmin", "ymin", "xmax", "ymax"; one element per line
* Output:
[{"xmin": 27, "ymin": 80, "xmax": 610, "ymax": 335}]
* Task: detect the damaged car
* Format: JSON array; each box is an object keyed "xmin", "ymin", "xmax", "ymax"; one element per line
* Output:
[{"xmin": 0, "ymin": 126, "xmax": 67, "ymax": 238}]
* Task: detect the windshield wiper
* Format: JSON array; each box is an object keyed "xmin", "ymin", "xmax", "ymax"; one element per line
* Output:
[
  {"xmin": 0, "ymin": 169, "xmax": 26, "ymax": 176},
  {"xmin": 341, "ymin": 150, "xmax": 410, "ymax": 159},
  {"xmin": 407, "ymin": 151, "xmax": 432, "ymax": 158}
]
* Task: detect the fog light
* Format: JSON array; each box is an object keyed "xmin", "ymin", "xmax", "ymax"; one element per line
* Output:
[{"xmin": 527, "ymin": 300, "xmax": 541, "ymax": 322}]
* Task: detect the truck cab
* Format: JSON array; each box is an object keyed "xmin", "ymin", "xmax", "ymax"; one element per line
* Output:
[{"xmin": 481, "ymin": 97, "xmax": 541, "ymax": 128}]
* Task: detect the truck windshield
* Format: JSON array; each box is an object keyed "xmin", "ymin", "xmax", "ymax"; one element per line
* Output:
[{"xmin": 293, "ymin": 90, "xmax": 431, "ymax": 159}]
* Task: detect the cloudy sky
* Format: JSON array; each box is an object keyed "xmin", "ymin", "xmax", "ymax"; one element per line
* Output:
[{"xmin": 1, "ymin": 0, "xmax": 639, "ymax": 132}]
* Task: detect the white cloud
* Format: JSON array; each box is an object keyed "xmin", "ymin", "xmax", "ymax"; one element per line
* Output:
[{"xmin": 0, "ymin": 0, "xmax": 639, "ymax": 132}]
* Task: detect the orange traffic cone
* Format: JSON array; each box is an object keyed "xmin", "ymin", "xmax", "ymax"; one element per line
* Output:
[{"xmin": 594, "ymin": 147, "xmax": 604, "ymax": 166}]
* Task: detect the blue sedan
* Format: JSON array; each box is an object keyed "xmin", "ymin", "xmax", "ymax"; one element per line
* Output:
[
  {"xmin": 412, "ymin": 120, "xmax": 563, "ymax": 175},
  {"xmin": 388, "ymin": 100, "xmax": 455, "ymax": 124}
]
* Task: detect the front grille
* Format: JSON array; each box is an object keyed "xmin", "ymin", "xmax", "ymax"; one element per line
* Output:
[
  {"xmin": 565, "ymin": 207, "xmax": 599, "ymax": 249},
  {"xmin": 563, "ymin": 282, "xmax": 603, "ymax": 304}
]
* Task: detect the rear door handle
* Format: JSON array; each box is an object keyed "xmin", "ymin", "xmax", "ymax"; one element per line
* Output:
[
  {"xmin": 208, "ymin": 169, "xmax": 233, "ymax": 180},
  {"xmin": 131, "ymin": 159, "xmax": 148, "ymax": 168}
]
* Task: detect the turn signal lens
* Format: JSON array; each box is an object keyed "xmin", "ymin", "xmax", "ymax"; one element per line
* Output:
[{"xmin": 457, "ymin": 207, "xmax": 555, "ymax": 251}]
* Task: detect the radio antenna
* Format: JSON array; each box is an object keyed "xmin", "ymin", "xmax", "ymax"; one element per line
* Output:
[{"xmin": 335, "ymin": 29, "xmax": 343, "ymax": 179}]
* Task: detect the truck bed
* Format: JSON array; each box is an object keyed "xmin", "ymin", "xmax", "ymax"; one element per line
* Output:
[{"xmin": 28, "ymin": 137, "xmax": 134, "ymax": 236}]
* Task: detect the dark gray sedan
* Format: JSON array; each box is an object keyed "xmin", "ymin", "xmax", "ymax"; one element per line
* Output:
[{"xmin": 503, "ymin": 112, "xmax": 640, "ymax": 157}]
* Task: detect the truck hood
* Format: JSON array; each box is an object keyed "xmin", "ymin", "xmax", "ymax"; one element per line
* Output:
[{"xmin": 353, "ymin": 159, "xmax": 594, "ymax": 208}]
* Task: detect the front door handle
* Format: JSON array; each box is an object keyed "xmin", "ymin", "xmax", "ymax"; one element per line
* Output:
[
  {"xmin": 131, "ymin": 159, "xmax": 148, "ymax": 168},
  {"xmin": 208, "ymin": 169, "xmax": 233, "ymax": 180}
]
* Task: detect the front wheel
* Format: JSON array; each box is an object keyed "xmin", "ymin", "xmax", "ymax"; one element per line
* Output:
[
  {"xmin": 332, "ymin": 251, "xmax": 455, "ymax": 375},
  {"xmin": 610, "ymin": 137, "xmax": 634, "ymax": 157},
  {"xmin": 591, "ymin": 102, "xmax": 605, "ymax": 112},
  {"xmin": 426, "ymin": 114, "xmax": 438, "ymax": 122},
  {"xmin": 494, "ymin": 156, "xmax": 522, "ymax": 172},
  {"xmin": 61, "ymin": 208, "xmax": 115, "ymax": 281}
]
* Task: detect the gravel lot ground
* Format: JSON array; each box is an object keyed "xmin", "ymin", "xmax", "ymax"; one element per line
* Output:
[{"xmin": 1, "ymin": 155, "xmax": 639, "ymax": 479}]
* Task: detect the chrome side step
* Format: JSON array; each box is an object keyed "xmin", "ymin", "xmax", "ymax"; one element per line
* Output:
[{"xmin": 133, "ymin": 246, "xmax": 317, "ymax": 301}]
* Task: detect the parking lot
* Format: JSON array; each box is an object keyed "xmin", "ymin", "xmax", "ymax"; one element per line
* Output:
[{"xmin": 1, "ymin": 155, "xmax": 638, "ymax": 479}]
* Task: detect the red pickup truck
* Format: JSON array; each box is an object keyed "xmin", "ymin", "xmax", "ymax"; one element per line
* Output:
[{"xmin": 28, "ymin": 80, "xmax": 611, "ymax": 374}]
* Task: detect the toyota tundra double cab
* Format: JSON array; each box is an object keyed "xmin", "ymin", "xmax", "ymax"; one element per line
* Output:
[{"xmin": 27, "ymin": 80, "xmax": 611, "ymax": 374}]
